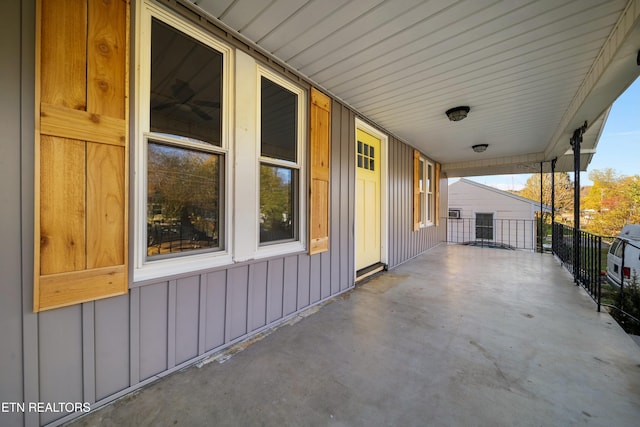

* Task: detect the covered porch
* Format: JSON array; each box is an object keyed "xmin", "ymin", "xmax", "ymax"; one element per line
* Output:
[{"xmin": 68, "ymin": 244, "xmax": 640, "ymax": 427}]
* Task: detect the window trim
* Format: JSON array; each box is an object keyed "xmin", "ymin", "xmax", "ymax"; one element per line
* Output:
[
  {"xmin": 133, "ymin": 1, "xmax": 234, "ymax": 282},
  {"xmin": 419, "ymin": 156, "xmax": 435, "ymax": 227},
  {"xmin": 475, "ymin": 212, "xmax": 495, "ymax": 240},
  {"xmin": 255, "ymin": 66, "xmax": 307, "ymax": 257}
]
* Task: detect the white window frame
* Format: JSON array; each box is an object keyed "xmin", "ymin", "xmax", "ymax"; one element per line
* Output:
[
  {"xmin": 419, "ymin": 156, "xmax": 435, "ymax": 227},
  {"xmin": 255, "ymin": 66, "xmax": 307, "ymax": 258},
  {"xmin": 232, "ymin": 53, "xmax": 308, "ymax": 262},
  {"xmin": 133, "ymin": 1, "xmax": 234, "ymax": 282}
]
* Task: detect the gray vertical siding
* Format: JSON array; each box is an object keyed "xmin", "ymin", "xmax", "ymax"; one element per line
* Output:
[
  {"xmin": 332, "ymin": 101, "xmax": 356, "ymax": 292},
  {"xmin": 38, "ymin": 307, "xmax": 84, "ymax": 425},
  {"xmin": 387, "ymin": 136, "xmax": 447, "ymax": 269},
  {"xmin": 205, "ymin": 271, "xmax": 227, "ymax": 350},
  {"xmin": 175, "ymin": 276, "xmax": 200, "ymax": 364},
  {"xmin": 139, "ymin": 283, "xmax": 169, "ymax": 380},
  {"xmin": 94, "ymin": 295, "xmax": 130, "ymax": 401},
  {"xmin": 0, "ymin": 2, "xmax": 24, "ymax": 426},
  {"xmin": 249, "ymin": 262, "xmax": 268, "ymax": 331},
  {"xmin": 2, "ymin": 3, "xmax": 447, "ymax": 425}
]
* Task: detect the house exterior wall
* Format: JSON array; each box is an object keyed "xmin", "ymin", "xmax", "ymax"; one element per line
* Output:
[
  {"xmin": 388, "ymin": 137, "xmax": 447, "ymax": 268},
  {"xmin": 2, "ymin": 2, "xmax": 446, "ymax": 426},
  {"xmin": 448, "ymin": 180, "xmax": 534, "ymax": 220},
  {"xmin": 0, "ymin": 2, "xmax": 26, "ymax": 427},
  {"xmin": 448, "ymin": 179, "xmax": 538, "ymax": 249}
]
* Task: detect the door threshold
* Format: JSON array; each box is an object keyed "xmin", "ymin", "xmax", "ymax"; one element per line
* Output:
[{"xmin": 356, "ymin": 262, "xmax": 387, "ymax": 284}]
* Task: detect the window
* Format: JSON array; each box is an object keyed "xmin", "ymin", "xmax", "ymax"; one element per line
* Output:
[
  {"xmin": 609, "ymin": 239, "xmax": 620, "ymax": 255},
  {"xmin": 146, "ymin": 142, "xmax": 222, "ymax": 258},
  {"xmin": 613, "ymin": 239, "xmax": 624, "ymax": 258},
  {"xmin": 476, "ymin": 213, "xmax": 494, "ymax": 240},
  {"xmin": 357, "ymin": 140, "xmax": 375, "ymax": 171},
  {"xmin": 258, "ymin": 72, "xmax": 304, "ymax": 246},
  {"xmin": 418, "ymin": 157, "xmax": 434, "ymax": 226},
  {"xmin": 449, "ymin": 209, "xmax": 461, "ymax": 219},
  {"xmin": 146, "ymin": 18, "xmax": 224, "ymax": 259},
  {"xmin": 137, "ymin": 4, "xmax": 308, "ymax": 277},
  {"xmin": 136, "ymin": 3, "xmax": 232, "ymax": 280}
]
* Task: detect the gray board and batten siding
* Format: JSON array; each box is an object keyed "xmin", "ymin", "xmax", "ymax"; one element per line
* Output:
[
  {"xmin": 1, "ymin": 2, "xmax": 28, "ymax": 427},
  {"xmin": 0, "ymin": 2, "xmax": 446, "ymax": 427}
]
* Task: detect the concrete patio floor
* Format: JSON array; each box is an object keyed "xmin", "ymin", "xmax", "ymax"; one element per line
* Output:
[{"xmin": 67, "ymin": 244, "xmax": 640, "ymax": 427}]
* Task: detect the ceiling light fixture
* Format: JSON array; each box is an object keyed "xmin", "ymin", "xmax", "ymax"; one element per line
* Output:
[
  {"xmin": 472, "ymin": 144, "xmax": 488, "ymax": 153},
  {"xmin": 445, "ymin": 106, "xmax": 470, "ymax": 121}
]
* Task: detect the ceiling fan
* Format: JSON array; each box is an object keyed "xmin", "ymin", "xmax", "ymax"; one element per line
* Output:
[{"xmin": 152, "ymin": 79, "xmax": 220, "ymax": 121}]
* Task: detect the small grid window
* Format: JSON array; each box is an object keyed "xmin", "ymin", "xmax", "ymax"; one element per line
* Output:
[{"xmin": 357, "ymin": 140, "xmax": 375, "ymax": 171}]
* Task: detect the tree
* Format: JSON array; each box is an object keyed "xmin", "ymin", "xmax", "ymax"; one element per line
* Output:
[
  {"xmin": 583, "ymin": 169, "xmax": 640, "ymax": 236},
  {"xmin": 518, "ymin": 172, "xmax": 574, "ymax": 217}
]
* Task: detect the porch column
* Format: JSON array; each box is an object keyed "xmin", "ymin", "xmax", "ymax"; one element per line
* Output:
[
  {"xmin": 551, "ymin": 158, "xmax": 557, "ymax": 255},
  {"xmin": 570, "ymin": 122, "xmax": 587, "ymax": 284},
  {"xmin": 539, "ymin": 162, "xmax": 543, "ymax": 253},
  {"xmin": 551, "ymin": 158, "xmax": 557, "ymax": 225}
]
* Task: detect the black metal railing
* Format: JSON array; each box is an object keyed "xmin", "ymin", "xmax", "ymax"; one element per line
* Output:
[
  {"xmin": 447, "ymin": 218, "xmax": 537, "ymax": 250},
  {"xmin": 552, "ymin": 222, "xmax": 602, "ymax": 310}
]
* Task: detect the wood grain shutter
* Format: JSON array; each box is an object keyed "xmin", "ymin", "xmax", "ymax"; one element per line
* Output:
[
  {"xmin": 434, "ymin": 162, "xmax": 441, "ymax": 226},
  {"xmin": 413, "ymin": 150, "xmax": 420, "ymax": 231},
  {"xmin": 34, "ymin": 0, "xmax": 130, "ymax": 312},
  {"xmin": 309, "ymin": 88, "xmax": 331, "ymax": 254}
]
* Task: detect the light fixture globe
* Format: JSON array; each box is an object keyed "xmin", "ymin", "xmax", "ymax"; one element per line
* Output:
[
  {"xmin": 445, "ymin": 106, "xmax": 470, "ymax": 121},
  {"xmin": 472, "ymin": 144, "xmax": 488, "ymax": 153}
]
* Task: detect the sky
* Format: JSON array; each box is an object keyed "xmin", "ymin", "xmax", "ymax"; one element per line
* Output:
[{"xmin": 465, "ymin": 76, "xmax": 640, "ymax": 191}]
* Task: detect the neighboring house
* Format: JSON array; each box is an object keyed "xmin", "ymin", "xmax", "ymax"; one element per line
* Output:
[{"xmin": 448, "ymin": 178, "xmax": 552, "ymax": 250}]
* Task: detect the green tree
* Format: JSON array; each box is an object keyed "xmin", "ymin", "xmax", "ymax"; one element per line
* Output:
[
  {"xmin": 582, "ymin": 168, "xmax": 640, "ymax": 236},
  {"xmin": 518, "ymin": 172, "xmax": 574, "ymax": 217}
]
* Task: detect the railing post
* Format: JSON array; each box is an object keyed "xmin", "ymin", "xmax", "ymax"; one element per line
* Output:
[
  {"xmin": 621, "ymin": 240, "xmax": 626, "ymax": 312},
  {"xmin": 570, "ymin": 122, "xmax": 587, "ymax": 285},
  {"xmin": 551, "ymin": 158, "xmax": 557, "ymax": 254},
  {"xmin": 539, "ymin": 162, "xmax": 543, "ymax": 253},
  {"xmin": 597, "ymin": 235, "xmax": 601, "ymax": 312}
]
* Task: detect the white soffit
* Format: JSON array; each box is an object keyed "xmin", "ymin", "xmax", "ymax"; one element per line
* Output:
[{"xmin": 188, "ymin": 0, "xmax": 640, "ymax": 175}]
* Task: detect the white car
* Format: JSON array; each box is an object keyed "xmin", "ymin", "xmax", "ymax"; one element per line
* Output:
[{"xmin": 606, "ymin": 224, "xmax": 640, "ymax": 287}]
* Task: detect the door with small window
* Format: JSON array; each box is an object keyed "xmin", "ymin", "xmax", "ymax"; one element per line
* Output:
[{"xmin": 355, "ymin": 129, "xmax": 381, "ymax": 271}]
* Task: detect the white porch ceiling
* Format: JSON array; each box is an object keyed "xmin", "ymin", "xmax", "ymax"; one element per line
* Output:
[{"xmin": 186, "ymin": 0, "xmax": 640, "ymax": 176}]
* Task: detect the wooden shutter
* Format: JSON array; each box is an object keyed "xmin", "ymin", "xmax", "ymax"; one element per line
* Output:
[
  {"xmin": 34, "ymin": 0, "xmax": 130, "ymax": 312},
  {"xmin": 309, "ymin": 88, "xmax": 331, "ymax": 254},
  {"xmin": 434, "ymin": 162, "xmax": 441, "ymax": 226},
  {"xmin": 413, "ymin": 150, "xmax": 420, "ymax": 231}
]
